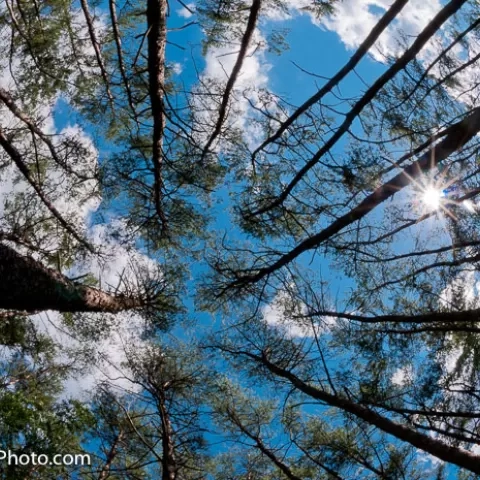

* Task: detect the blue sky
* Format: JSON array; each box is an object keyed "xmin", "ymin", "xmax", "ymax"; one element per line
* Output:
[
  {"xmin": 20, "ymin": 0, "xmax": 477, "ymax": 475},
  {"xmin": 28, "ymin": 0, "xmax": 464, "ymax": 401},
  {"xmin": 164, "ymin": 3, "xmax": 476, "ymax": 476},
  {"xmin": 159, "ymin": 0, "xmax": 467, "ymax": 334}
]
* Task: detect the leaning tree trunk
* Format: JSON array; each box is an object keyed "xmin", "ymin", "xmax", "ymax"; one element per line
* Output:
[{"xmin": 0, "ymin": 243, "xmax": 144, "ymax": 313}]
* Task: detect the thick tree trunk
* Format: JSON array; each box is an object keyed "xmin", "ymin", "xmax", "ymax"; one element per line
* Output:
[{"xmin": 0, "ymin": 243, "xmax": 144, "ymax": 313}]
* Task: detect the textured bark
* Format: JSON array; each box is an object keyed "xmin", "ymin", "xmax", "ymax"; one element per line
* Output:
[
  {"xmin": 98, "ymin": 431, "xmax": 124, "ymax": 480},
  {"xmin": 147, "ymin": 0, "xmax": 168, "ymax": 228},
  {"xmin": 158, "ymin": 390, "xmax": 177, "ymax": 480},
  {"xmin": 0, "ymin": 243, "xmax": 144, "ymax": 313},
  {"xmin": 303, "ymin": 308, "xmax": 480, "ymax": 325}
]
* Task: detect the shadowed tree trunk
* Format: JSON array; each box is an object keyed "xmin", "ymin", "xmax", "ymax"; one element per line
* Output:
[{"xmin": 0, "ymin": 243, "xmax": 144, "ymax": 313}]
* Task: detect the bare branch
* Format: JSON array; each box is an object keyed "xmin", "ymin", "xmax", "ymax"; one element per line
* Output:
[
  {"xmin": 248, "ymin": 0, "xmax": 469, "ymax": 217},
  {"xmin": 79, "ymin": 0, "xmax": 114, "ymax": 105},
  {"xmin": 0, "ymin": 126, "xmax": 95, "ymax": 253},
  {"xmin": 228, "ymin": 108, "xmax": 480, "ymax": 289},
  {"xmin": 250, "ymin": 0, "xmax": 409, "ymax": 164},
  {"xmin": 199, "ymin": 0, "xmax": 262, "ymax": 164}
]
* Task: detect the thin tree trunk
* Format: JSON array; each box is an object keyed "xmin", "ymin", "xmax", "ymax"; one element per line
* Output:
[
  {"xmin": 98, "ymin": 431, "xmax": 124, "ymax": 480},
  {"xmin": 158, "ymin": 391, "xmax": 177, "ymax": 480},
  {"xmin": 200, "ymin": 0, "xmax": 262, "ymax": 163},
  {"xmin": 147, "ymin": 0, "xmax": 168, "ymax": 228}
]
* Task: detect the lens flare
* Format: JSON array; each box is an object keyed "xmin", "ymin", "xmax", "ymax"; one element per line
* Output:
[{"xmin": 422, "ymin": 187, "xmax": 442, "ymax": 210}]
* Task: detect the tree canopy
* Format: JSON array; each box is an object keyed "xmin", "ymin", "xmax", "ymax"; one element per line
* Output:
[{"xmin": 1, "ymin": 0, "xmax": 480, "ymax": 478}]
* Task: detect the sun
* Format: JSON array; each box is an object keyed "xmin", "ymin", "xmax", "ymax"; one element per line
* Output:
[{"xmin": 422, "ymin": 187, "xmax": 443, "ymax": 210}]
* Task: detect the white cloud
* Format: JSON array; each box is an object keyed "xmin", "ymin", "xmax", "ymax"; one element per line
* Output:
[
  {"xmin": 416, "ymin": 450, "xmax": 444, "ymax": 468},
  {"xmin": 72, "ymin": 219, "xmax": 160, "ymax": 292},
  {"xmin": 0, "ymin": 3, "xmax": 106, "ymax": 251},
  {"xmin": 440, "ymin": 270, "xmax": 480, "ymax": 310},
  {"xmin": 444, "ymin": 346, "xmax": 463, "ymax": 375},
  {"xmin": 192, "ymin": 0, "xmax": 447, "ymax": 154},
  {"xmin": 391, "ymin": 364, "xmax": 413, "ymax": 386},
  {"xmin": 50, "ymin": 125, "xmax": 101, "ymax": 225},
  {"xmin": 194, "ymin": 27, "xmax": 274, "ymax": 150},
  {"xmin": 171, "ymin": 62, "xmax": 183, "ymax": 75},
  {"xmin": 262, "ymin": 290, "xmax": 316, "ymax": 338},
  {"xmin": 276, "ymin": 0, "xmax": 444, "ymax": 62},
  {"xmin": 31, "ymin": 308, "xmax": 146, "ymax": 400},
  {"xmin": 0, "ymin": 115, "xmax": 101, "ymax": 255},
  {"xmin": 177, "ymin": 3, "xmax": 195, "ymax": 19},
  {"xmin": 263, "ymin": 304, "xmax": 312, "ymax": 338},
  {"xmin": 26, "ymin": 219, "xmax": 162, "ymax": 399}
]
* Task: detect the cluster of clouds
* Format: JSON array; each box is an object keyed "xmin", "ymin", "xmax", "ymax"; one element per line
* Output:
[
  {"xmin": 177, "ymin": 2, "xmax": 195, "ymax": 19},
  {"xmin": 261, "ymin": 289, "xmax": 314, "ymax": 338},
  {"xmin": 184, "ymin": 0, "xmax": 480, "ymax": 157},
  {"xmin": 261, "ymin": 287, "xmax": 338, "ymax": 338},
  {"xmin": 0, "ymin": 5, "xmax": 156, "ymax": 399}
]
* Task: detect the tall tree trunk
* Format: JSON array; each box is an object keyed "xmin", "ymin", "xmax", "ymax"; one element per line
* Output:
[
  {"xmin": 158, "ymin": 390, "xmax": 177, "ymax": 480},
  {"xmin": 0, "ymin": 243, "xmax": 144, "ymax": 313},
  {"xmin": 147, "ymin": 0, "xmax": 168, "ymax": 228}
]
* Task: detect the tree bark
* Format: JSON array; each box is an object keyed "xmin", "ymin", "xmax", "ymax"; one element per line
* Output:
[
  {"xmin": 98, "ymin": 431, "xmax": 124, "ymax": 480},
  {"xmin": 158, "ymin": 390, "xmax": 177, "ymax": 480},
  {"xmin": 0, "ymin": 243, "xmax": 144, "ymax": 313},
  {"xmin": 147, "ymin": 0, "xmax": 168, "ymax": 228}
]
